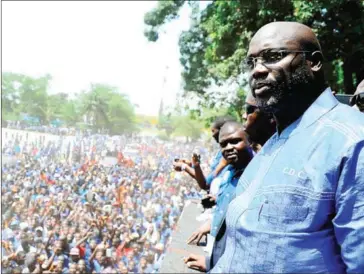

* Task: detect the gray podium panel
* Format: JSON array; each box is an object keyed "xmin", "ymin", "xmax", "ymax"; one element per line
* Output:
[{"xmin": 160, "ymin": 201, "xmax": 208, "ymax": 273}]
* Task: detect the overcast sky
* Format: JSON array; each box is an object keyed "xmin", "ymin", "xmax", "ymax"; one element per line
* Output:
[{"xmin": 2, "ymin": 1, "xmax": 194, "ymax": 116}]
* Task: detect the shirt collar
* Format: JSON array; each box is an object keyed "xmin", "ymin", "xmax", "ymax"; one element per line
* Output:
[{"xmin": 279, "ymin": 87, "xmax": 339, "ymax": 139}]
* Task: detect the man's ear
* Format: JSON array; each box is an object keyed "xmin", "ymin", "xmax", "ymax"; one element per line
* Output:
[{"xmin": 310, "ymin": 51, "xmax": 323, "ymax": 72}]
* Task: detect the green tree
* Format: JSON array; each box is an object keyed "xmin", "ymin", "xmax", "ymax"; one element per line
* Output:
[
  {"xmin": 80, "ymin": 84, "xmax": 111, "ymax": 132},
  {"xmin": 1, "ymin": 72, "xmax": 23, "ymax": 121},
  {"xmin": 157, "ymin": 114, "xmax": 175, "ymax": 137},
  {"xmin": 4, "ymin": 73, "xmax": 53, "ymax": 123},
  {"xmin": 107, "ymin": 91, "xmax": 138, "ymax": 134},
  {"xmin": 2, "ymin": 73, "xmax": 137, "ymax": 133},
  {"xmin": 144, "ymin": 0, "xmax": 364, "ymax": 116},
  {"xmin": 79, "ymin": 84, "xmax": 137, "ymax": 134},
  {"xmin": 59, "ymin": 99, "xmax": 80, "ymax": 126},
  {"xmin": 171, "ymin": 114, "xmax": 203, "ymax": 142}
]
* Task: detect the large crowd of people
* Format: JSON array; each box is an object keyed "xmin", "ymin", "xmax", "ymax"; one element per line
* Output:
[{"xmin": 1, "ymin": 129, "xmax": 216, "ymax": 274}]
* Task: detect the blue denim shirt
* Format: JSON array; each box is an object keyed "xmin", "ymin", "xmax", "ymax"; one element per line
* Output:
[
  {"xmin": 210, "ymin": 88, "xmax": 364, "ymax": 273},
  {"xmin": 206, "ymin": 164, "xmax": 244, "ymax": 271},
  {"xmin": 210, "ymin": 165, "xmax": 244, "ymax": 237}
]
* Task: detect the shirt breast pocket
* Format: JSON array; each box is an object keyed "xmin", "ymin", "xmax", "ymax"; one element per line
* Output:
[
  {"xmin": 259, "ymin": 203, "xmax": 310, "ymax": 232},
  {"xmin": 256, "ymin": 188, "xmax": 335, "ymax": 233}
]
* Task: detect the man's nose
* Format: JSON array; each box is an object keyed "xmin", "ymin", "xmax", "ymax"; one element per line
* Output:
[
  {"xmin": 225, "ymin": 142, "xmax": 234, "ymax": 151},
  {"xmin": 252, "ymin": 61, "xmax": 269, "ymax": 79}
]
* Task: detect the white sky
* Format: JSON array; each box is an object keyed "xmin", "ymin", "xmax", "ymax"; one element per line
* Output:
[{"xmin": 2, "ymin": 1, "xmax": 194, "ymax": 116}]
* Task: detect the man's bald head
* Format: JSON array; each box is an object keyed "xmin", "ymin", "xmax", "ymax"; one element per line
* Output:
[
  {"xmin": 219, "ymin": 121, "xmax": 245, "ymax": 139},
  {"xmin": 249, "ymin": 22, "xmax": 322, "ymax": 56},
  {"xmin": 246, "ymin": 21, "xmax": 326, "ymax": 115}
]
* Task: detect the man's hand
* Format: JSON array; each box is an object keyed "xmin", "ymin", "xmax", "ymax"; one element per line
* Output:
[
  {"xmin": 184, "ymin": 254, "xmax": 206, "ymax": 272},
  {"xmin": 206, "ymin": 194, "xmax": 216, "ymax": 203},
  {"xmin": 181, "ymin": 159, "xmax": 192, "ymax": 167},
  {"xmin": 172, "ymin": 161, "xmax": 184, "ymax": 172},
  {"xmin": 187, "ymin": 221, "xmax": 211, "ymax": 245},
  {"xmin": 191, "ymin": 153, "xmax": 201, "ymax": 167}
]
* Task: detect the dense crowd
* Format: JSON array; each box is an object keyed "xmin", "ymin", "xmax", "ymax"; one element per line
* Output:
[{"xmin": 1, "ymin": 129, "xmax": 215, "ymax": 274}]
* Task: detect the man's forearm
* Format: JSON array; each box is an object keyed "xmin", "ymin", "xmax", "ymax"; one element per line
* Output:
[
  {"xmin": 183, "ymin": 165, "xmax": 196, "ymax": 179},
  {"xmin": 193, "ymin": 164, "xmax": 208, "ymax": 190}
]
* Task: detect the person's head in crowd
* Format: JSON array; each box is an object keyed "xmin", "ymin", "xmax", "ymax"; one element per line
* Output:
[
  {"xmin": 35, "ymin": 238, "xmax": 44, "ymax": 251},
  {"xmin": 70, "ymin": 247, "xmax": 80, "ymax": 262},
  {"xmin": 118, "ymin": 263, "xmax": 128, "ymax": 274},
  {"xmin": 53, "ymin": 259, "xmax": 64, "ymax": 274},
  {"xmin": 66, "ymin": 233, "xmax": 74, "ymax": 243},
  {"xmin": 118, "ymin": 261, "xmax": 127, "ymax": 272},
  {"xmin": 2, "ymin": 258, "xmax": 10, "ymax": 270},
  {"xmin": 139, "ymin": 256, "xmax": 148, "ymax": 270},
  {"xmin": 243, "ymin": 91, "xmax": 276, "ymax": 148},
  {"xmin": 35, "ymin": 226, "xmax": 43, "ymax": 237},
  {"xmin": 11, "ymin": 267, "xmax": 22, "ymax": 274},
  {"xmin": 246, "ymin": 21, "xmax": 326, "ymax": 131},
  {"xmin": 211, "ymin": 116, "xmax": 237, "ymax": 143},
  {"xmin": 143, "ymin": 240, "xmax": 151, "ymax": 251},
  {"xmin": 112, "ymin": 238, "xmax": 121, "ymax": 248},
  {"xmin": 69, "ymin": 263, "xmax": 77, "ymax": 274},
  {"xmin": 54, "ymin": 240, "xmax": 64, "ymax": 255},
  {"xmin": 95, "ymin": 250, "xmax": 104, "ymax": 263},
  {"xmin": 350, "ymin": 79, "xmax": 364, "ymax": 112},
  {"xmin": 126, "ymin": 249, "xmax": 136, "ymax": 262},
  {"xmin": 15, "ymin": 251, "xmax": 26, "ymax": 266},
  {"xmin": 219, "ymin": 122, "xmax": 253, "ymax": 167},
  {"xmin": 127, "ymin": 260, "xmax": 136, "ymax": 273},
  {"xmin": 20, "ymin": 235, "xmax": 31, "ymax": 253},
  {"xmin": 77, "ymin": 259, "xmax": 86, "ymax": 273},
  {"xmin": 73, "ymin": 232, "xmax": 81, "ymax": 244},
  {"xmin": 25, "ymin": 253, "xmax": 38, "ymax": 272},
  {"xmin": 69, "ymin": 226, "xmax": 77, "ymax": 235},
  {"xmin": 132, "ymin": 242, "xmax": 142, "ymax": 254}
]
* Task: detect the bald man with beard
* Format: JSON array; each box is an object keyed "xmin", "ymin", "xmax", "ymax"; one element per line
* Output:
[{"xmin": 206, "ymin": 22, "xmax": 364, "ymax": 273}]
